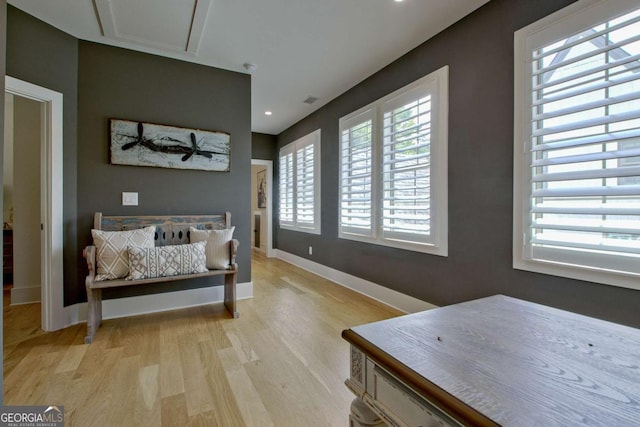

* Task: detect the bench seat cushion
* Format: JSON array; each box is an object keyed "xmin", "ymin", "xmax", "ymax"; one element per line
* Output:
[{"xmin": 127, "ymin": 241, "xmax": 208, "ymax": 280}]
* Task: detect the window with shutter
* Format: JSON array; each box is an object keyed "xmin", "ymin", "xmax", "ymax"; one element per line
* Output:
[
  {"xmin": 278, "ymin": 129, "xmax": 321, "ymax": 234},
  {"xmin": 340, "ymin": 110, "xmax": 374, "ymax": 238},
  {"xmin": 514, "ymin": 0, "xmax": 640, "ymax": 290},
  {"xmin": 339, "ymin": 67, "xmax": 448, "ymax": 255},
  {"xmin": 296, "ymin": 143, "xmax": 316, "ymax": 228},
  {"xmin": 382, "ymin": 91, "xmax": 432, "ymax": 242},
  {"xmin": 279, "ymin": 150, "xmax": 294, "ymax": 227}
]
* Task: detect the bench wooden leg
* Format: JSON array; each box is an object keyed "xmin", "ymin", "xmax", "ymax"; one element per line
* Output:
[
  {"xmin": 85, "ymin": 284, "xmax": 103, "ymax": 344},
  {"xmin": 224, "ymin": 271, "xmax": 239, "ymax": 318}
]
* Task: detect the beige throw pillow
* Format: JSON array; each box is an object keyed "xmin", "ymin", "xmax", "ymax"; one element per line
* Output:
[
  {"xmin": 189, "ymin": 226, "xmax": 235, "ymax": 270},
  {"xmin": 91, "ymin": 226, "xmax": 156, "ymax": 281},
  {"xmin": 127, "ymin": 242, "xmax": 208, "ymax": 280}
]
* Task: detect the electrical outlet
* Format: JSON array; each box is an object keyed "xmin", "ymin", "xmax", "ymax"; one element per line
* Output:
[{"xmin": 308, "ymin": 246, "xmax": 313, "ymax": 256}]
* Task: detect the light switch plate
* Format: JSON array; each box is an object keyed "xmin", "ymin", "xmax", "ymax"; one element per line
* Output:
[{"xmin": 122, "ymin": 192, "xmax": 138, "ymax": 206}]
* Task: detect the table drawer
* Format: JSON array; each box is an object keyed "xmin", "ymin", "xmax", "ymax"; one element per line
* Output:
[{"xmin": 372, "ymin": 367, "xmax": 458, "ymax": 427}]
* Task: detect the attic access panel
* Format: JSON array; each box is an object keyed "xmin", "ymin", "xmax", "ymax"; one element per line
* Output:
[{"xmin": 95, "ymin": 0, "xmax": 211, "ymax": 54}]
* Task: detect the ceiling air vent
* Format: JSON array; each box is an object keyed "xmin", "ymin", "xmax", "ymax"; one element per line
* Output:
[{"xmin": 303, "ymin": 96, "xmax": 319, "ymax": 105}]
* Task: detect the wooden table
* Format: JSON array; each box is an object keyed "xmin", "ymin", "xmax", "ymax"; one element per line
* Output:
[{"xmin": 342, "ymin": 295, "xmax": 640, "ymax": 426}]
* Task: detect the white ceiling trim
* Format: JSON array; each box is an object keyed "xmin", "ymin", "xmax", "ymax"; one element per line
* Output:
[
  {"xmin": 94, "ymin": 0, "xmax": 211, "ymax": 55},
  {"xmin": 186, "ymin": 0, "xmax": 211, "ymax": 54},
  {"xmin": 94, "ymin": 0, "xmax": 116, "ymax": 38}
]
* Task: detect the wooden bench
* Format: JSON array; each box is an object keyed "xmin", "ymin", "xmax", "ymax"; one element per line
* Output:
[{"xmin": 83, "ymin": 212, "xmax": 239, "ymax": 343}]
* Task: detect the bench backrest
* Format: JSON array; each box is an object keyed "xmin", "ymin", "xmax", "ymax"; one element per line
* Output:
[{"xmin": 94, "ymin": 212, "xmax": 231, "ymax": 246}]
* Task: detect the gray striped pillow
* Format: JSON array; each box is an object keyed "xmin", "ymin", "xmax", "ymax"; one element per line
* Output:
[{"xmin": 189, "ymin": 226, "xmax": 235, "ymax": 270}]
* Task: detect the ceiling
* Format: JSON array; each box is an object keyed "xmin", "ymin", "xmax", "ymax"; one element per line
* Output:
[{"xmin": 8, "ymin": 0, "xmax": 489, "ymax": 135}]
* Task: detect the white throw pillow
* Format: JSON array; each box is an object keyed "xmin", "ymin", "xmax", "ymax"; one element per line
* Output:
[
  {"xmin": 91, "ymin": 226, "xmax": 156, "ymax": 281},
  {"xmin": 127, "ymin": 241, "xmax": 208, "ymax": 280},
  {"xmin": 189, "ymin": 226, "xmax": 235, "ymax": 270}
]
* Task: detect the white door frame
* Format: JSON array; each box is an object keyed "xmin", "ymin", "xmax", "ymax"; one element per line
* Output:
[
  {"xmin": 251, "ymin": 159, "xmax": 274, "ymax": 257},
  {"xmin": 5, "ymin": 76, "xmax": 65, "ymax": 331}
]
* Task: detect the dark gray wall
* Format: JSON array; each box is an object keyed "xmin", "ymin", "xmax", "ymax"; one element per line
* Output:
[
  {"xmin": 6, "ymin": 5, "xmax": 79, "ymax": 306},
  {"xmin": 77, "ymin": 42, "xmax": 251, "ymax": 301},
  {"xmin": 252, "ymin": 132, "xmax": 277, "ymax": 161},
  {"xmin": 276, "ymin": 0, "xmax": 640, "ymax": 328},
  {"xmin": 1, "ymin": 0, "xmax": 7, "ymax": 403},
  {"xmin": 6, "ymin": 6, "xmax": 251, "ymax": 304}
]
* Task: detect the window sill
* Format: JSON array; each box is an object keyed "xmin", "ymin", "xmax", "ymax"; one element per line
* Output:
[{"xmin": 339, "ymin": 232, "xmax": 447, "ymax": 257}]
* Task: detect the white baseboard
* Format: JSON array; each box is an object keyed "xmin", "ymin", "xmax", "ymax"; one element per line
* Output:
[
  {"xmin": 252, "ymin": 246, "xmax": 276, "ymax": 258},
  {"xmin": 10, "ymin": 285, "xmax": 41, "ymax": 305},
  {"xmin": 252, "ymin": 246, "xmax": 266, "ymax": 254},
  {"xmin": 275, "ymin": 250, "xmax": 436, "ymax": 313},
  {"xmin": 65, "ymin": 281, "xmax": 253, "ymax": 327}
]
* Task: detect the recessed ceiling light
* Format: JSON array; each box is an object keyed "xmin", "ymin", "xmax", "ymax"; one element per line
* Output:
[
  {"xmin": 265, "ymin": 111, "xmax": 272, "ymax": 116},
  {"xmin": 394, "ymin": 0, "xmax": 404, "ymax": 2}
]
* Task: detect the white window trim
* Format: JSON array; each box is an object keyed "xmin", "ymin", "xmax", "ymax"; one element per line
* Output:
[
  {"xmin": 279, "ymin": 129, "xmax": 321, "ymax": 235},
  {"xmin": 513, "ymin": 0, "xmax": 640, "ymax": 291},
  {"xmin": 339, "ymin": 66, "xmax": 448, "ymax": 256}
]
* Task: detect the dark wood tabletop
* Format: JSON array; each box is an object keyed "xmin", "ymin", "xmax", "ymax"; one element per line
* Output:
[{"xmin": 342, "ymin": 295, "xmax": 640, "ymax": 426}]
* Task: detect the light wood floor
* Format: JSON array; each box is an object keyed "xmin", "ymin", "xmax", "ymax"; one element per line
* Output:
[{"xmin": 3, "ymin": 251, "xmax": 402, "ymax": 426}]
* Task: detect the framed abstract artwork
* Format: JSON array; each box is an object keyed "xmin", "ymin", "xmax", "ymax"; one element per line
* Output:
[
  {"xmin": 257, "ymin": 169, "xmax": 267, "ymax": 208},
  {"xmin": 109, "ymin": 119, "xmax": 231, "ymax": 172}
]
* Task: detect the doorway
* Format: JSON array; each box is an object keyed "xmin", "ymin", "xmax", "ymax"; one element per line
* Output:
[
  {"xmin": 251, "ymin": 159, "xmax": 273, "ymax": 258},
  {"xmin": 5, "ymin": 76, "xmax": 65, "ymax": 332},
  {"xmin": 4, "ymin": 93, "xmax": 42, "ymax": 311}
]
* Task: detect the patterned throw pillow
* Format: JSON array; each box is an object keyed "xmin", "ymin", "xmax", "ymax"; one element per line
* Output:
[
  {"xmin": 92, "ymin": 226, "xmax": 156, "ymax": 281},
  {"xmin": 189, "ymin": 226, "xmax": 235, "ymax": 270},
  {"xmin": 127, "ymin": 241, "xmax": 208, "ymax": 280}
]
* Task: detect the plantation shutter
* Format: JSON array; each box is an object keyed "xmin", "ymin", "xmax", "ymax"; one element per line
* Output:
[
  {"xmin": 278, "ymin": 130, "xmax": 321, "ymax": 233},
  {"xmin": 295, "ymin": 138, "xmax": 317, "ymax": 230},
  {"xmin": 337, "ymin": 66, "xmax": 448, "ymax": 255},
  {"xmin": 279, "ymin": 148, "xmax": 294, "ymax": 227},
  {"xmin": 526, "ymin": 5, "xmax": 640, "ymax": 275},
  {"xmin": 381, "ymin": 85, "xmax": 434, "ymax": 243},
  {"xmin": 339, "ymin": 110, "xmax": 375, "ymax": 237}
]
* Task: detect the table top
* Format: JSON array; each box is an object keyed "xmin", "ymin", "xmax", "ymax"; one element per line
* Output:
[{"xmin": 342, "ymin": 295, "xmax": 640, "ymax": 426}]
